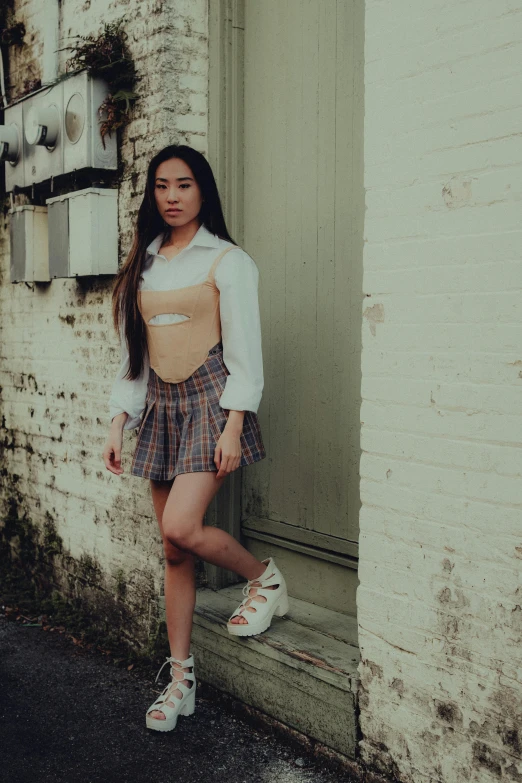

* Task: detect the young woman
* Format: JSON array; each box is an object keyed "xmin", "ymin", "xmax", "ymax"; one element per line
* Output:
[{"xmin": 102, "ymin": 144, "xmax": 289, "ymax": 732}]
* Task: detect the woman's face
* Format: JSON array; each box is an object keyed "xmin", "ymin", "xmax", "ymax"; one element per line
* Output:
[{"xmin": 154, "ymin": 157, "xmax": 203, "ymax": 229}]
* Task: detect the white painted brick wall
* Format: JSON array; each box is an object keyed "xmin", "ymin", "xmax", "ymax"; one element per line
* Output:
[
  {"xmin": 358, "ymin": 2, "xmax": 522, "ymax": 781},
  {"xmin": 5, "ymin": 0, "xmax": 522, "ymax": 776},
  {"xmin": 0, "ymin": 0, "xmax": 209, "ymax": 644}
]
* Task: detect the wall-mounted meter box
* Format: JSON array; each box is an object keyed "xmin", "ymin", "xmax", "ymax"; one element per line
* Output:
[
  {"xmin": 63, "ymin": 70, "xmax": 117, "ymax": 174},
  {"xmin": 22, "ymin": 84, "xmax": 63, "ymax": 186},
  {"xmin": 9, "ymin": 205, "xmax": 50, "ymax": 283},
  {"xmin": 1, "ymin": 69, "xmax": 118, "ymax": 192},
  {"xmin": 46, "ymin": 187, "xmax": 118, "ymax": 277}
]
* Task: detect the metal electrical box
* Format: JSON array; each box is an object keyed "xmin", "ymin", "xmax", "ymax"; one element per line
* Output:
[
  {"xmin": 9, "ymin": 205, "xmax": 50, "ymax": 283},
  {"xmin": 63, "ymin": 70, "xmax": 118, "ymax": 175},
  {"xmin": 3, "ymin": 101, "xmax": 24, "ymax": 192},
  {"xmin": 1, "ymin": 70, "xmax": 118, "ymax": 192},
  {"xmin": 46, "ymin": 187, "xmax": 118, "ymax": 277},
  {"xmin": 47, "ymin": 197, "xmax": 69, "ymax": 278}
]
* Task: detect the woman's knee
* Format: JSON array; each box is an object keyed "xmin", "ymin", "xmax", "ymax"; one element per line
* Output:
[{"xmin": 162, "ymin": 516, "xmax": 202, "ymax": 553}]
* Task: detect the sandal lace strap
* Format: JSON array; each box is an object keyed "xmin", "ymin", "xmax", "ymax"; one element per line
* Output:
[{"xmin": 154, "ymin": 654, "xmax": 194, "ymax": 684}]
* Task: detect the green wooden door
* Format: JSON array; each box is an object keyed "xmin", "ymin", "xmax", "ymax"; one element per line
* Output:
[{"xmin": 210, "ymin": 0, "xmax": 364, "ymax": 612}]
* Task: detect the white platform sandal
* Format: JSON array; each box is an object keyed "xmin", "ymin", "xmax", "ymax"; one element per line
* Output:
[
  {"xmin": 145, "ymin": 653, "xmax": 196, "ymax": 732},
  {"xmin": 227, "ymin": 557, "xmax": 289, "ymax": 637}
]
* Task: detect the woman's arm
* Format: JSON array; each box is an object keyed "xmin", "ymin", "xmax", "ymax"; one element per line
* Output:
[
  {"xmin": 108, "ymin": 318, "xmax": 150, "ymax": 431},
  {"xmin": 215, "ymin": 248, "xmax": 264, "ymax": 422}
]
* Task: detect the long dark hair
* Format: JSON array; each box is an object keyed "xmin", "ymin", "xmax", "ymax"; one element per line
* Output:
[{"xmin": 112, "ymin": 144, "xmax": 237, "ymax": 380}]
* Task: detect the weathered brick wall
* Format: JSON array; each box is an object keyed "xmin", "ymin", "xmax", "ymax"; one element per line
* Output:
[
  {"xmin": 358, "ymin": 2, "xmax": 522, "ymax": 781},
  {"xmin": 0, "ymin": 0, "xmax": 209, "ymax": 649}
]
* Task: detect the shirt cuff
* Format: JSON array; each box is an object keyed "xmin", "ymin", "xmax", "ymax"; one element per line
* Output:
[
  {"xmin": 219, "ymin": 382, "xmax": 262, "ymax": 414},
  {"xmin": 109, "ymin": 405, "xmax": 144, "ymax": 431}
]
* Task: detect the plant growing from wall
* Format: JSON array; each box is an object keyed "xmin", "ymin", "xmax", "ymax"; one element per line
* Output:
[{"xmin": 59, "ymin": 19, "xmax": 138, "ymax": 147}]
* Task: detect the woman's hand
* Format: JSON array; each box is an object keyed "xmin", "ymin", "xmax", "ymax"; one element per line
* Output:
[
  {"xmin": 103, "ymin": 415, "xmax": 127, "ymax": 475},
  {"xmin": 214, "ymin": 428, "xmax": 242, "ymax": 478}
]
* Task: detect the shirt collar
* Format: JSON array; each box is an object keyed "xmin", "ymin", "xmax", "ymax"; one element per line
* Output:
[{"xmin": 146, "ymin": 223, "xmax": 220, "ymax": 256}]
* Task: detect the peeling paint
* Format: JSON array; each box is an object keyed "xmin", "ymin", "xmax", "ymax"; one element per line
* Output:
[{"xmin": 362, "ymin": 303, "xmax": 385, "ymax": 337}]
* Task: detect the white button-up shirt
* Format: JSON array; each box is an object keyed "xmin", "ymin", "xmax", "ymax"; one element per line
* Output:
[{"xmin": 109, "ymin": 223, "xmax": 264, "ymax": 430}]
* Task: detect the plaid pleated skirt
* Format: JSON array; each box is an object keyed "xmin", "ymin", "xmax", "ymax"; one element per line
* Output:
[{"xmin": 130, "ymin": 341, "xmax": 266, "ymax": 480}]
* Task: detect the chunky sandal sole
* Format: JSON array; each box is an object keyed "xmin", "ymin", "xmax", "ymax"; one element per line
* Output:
[
  {"xmin": 227, "ymin": 590, "xmax": 290, "ymax": 637},
  {"xmin": 146, "ymin": 690, "xmax": 196, "ymax": 732}
]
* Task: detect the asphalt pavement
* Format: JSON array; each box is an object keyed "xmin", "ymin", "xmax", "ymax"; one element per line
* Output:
[{"xmin": 0, "ymin": 610, "xmax": 356, "ymax": 783}]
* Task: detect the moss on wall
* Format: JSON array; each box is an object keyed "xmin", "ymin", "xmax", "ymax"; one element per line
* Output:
[{"xmin": 0, "ymin": 485, "xmax": 166, "ymax": 665}]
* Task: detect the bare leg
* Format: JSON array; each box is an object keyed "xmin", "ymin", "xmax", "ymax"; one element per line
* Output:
[
  {"xmin": 162, "ymin": 473, "xmax": 273, "ymax": 577},
  {"xmin": 147, "ymin": 476, "xmax": 218, "ymax": 720},
  {"xmin": 161, "ymin": 472, "xmax": 277, "ymax": 627},
  {"xmin": 150, "ymin": 477, "xmax": 197, "ymax": 660}
]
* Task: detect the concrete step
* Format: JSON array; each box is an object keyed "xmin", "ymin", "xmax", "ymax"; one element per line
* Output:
[{"xmin": 186, "ymin": 585, "xmax": 361, "ymax": 758}]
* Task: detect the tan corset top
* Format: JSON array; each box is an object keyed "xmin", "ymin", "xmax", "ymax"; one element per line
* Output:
[{"xmin": 138, "ymin": 245, "xmax": 235, "ymax": 383}]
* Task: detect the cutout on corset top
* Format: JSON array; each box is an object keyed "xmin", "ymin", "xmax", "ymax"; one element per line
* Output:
[{"xmin": 147, "ymin": 313, "xmax": 191, "ymax": 325}]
